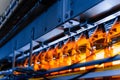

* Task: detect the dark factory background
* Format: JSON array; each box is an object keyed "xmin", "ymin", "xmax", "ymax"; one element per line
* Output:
[{"xmin": 0, "ymin": 0, "xmax": 120, "ymax": 80}]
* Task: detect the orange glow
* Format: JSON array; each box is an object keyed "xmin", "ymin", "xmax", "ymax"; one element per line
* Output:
[{"xmin": 17, "ymin": 20, "xmax": 120, "ymax": 75}]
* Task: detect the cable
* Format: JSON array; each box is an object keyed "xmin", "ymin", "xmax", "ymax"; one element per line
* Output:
[{"xmin": 69, "ymin": 54, "xmax": 118, "ymax": 80}]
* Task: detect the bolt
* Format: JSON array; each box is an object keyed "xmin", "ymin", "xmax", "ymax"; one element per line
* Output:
[
  {"xmin": 65, "ymin": 14, "xmax": 68, "ymax": 19},
  {"xmin": 58, "ymin": 18, "xmax": 61, "ymax": 23}
]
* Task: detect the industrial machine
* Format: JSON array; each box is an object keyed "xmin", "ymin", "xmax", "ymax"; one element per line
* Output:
[{"xmin": 0, "ymin": 0, "xmax": 120, "ymax": 80}]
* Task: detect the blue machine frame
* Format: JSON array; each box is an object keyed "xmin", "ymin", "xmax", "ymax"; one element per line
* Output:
[{"xmin": 0, "ymin": 0, "xmax": 102, "ymax": 59}]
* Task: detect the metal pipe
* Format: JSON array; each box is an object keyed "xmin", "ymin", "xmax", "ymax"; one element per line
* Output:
[
  {"xmin": 12, "ymin": 41, "xmax": 17, "ymax": 71},
  {"xmin": 0, "ymin": 54, "xmax": 119, "ymax": 79},
  {"xmin": 38, "ymin": 54, "xmax": 120, "ymax": 75},
  {"xmin": 13, "ymin": 54, "xmax": 120, "ymax": 76},
  {"xmin": 29, "ymin": 29, "xmax": 34, "ymax": 66},
  {"xmin": 0, "ymin": 69, "xmax": 12, "ymax": 75}
]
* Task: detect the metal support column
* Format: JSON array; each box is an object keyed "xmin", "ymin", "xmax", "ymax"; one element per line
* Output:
[
  {"xmin": 29, "ymin": 28, "xmax": 34, "ymax": 66},
  {"xmin": 12, "ymin": 41, "xmax": 17, "ymax": 69}
]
